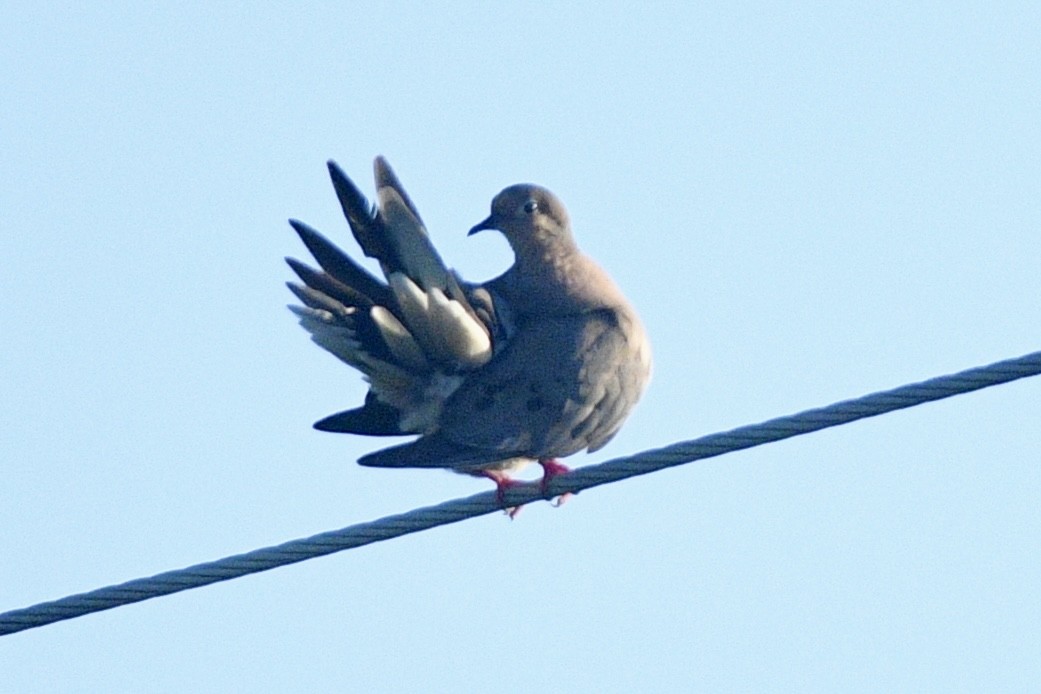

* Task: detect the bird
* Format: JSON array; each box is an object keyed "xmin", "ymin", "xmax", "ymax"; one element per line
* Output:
[{"xmin": 286, "ymin": 157, "xmax": 651, "ymax": 515}]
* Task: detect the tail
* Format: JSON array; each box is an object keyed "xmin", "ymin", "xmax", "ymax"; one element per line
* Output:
[{"xmin": 286, "ymin": 158, "xmax": 495, "ymax": 436}]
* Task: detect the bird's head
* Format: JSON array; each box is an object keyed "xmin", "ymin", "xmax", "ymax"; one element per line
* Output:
[{"xmin": 469, "ymin": 184, "xmax": 575, "ymax": 257}]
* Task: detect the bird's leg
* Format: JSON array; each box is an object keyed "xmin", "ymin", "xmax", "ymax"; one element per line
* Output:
[
  {"xmin": 538, "ymin": 459, "xmax": 573, "ymax": 507},
  {"xmin": 479, "ymin": 470, "xmax": 523, "ymax": 519}
]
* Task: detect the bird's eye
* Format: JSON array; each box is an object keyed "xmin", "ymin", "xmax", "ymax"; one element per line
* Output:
[{"xmin": 523, "ymin": 200, "xmax": 539, "ymax": 214}]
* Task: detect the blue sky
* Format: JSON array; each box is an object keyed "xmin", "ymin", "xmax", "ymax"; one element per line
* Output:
[{"xmin": 2, "ymin": 3, "xmax": 1039, "ymax": 691}]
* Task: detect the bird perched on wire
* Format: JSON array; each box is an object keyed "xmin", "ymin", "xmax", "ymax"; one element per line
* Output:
[{"xmin": 286, "ymin": 157, "xmax": 651, "ymax": 515}]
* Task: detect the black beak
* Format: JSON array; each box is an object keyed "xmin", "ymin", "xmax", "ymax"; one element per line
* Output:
[{"xmin": 468, "ymin": 215, "xmax": 497, "ymax": 236}]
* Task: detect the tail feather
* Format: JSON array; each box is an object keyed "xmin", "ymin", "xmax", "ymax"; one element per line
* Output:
[
  {"xmin": 285, "ymin": 256, "xmax": 375, "ymax": 310},
  {"xmin": 314, "ymin": 391, "xmax": 404, "ymax": 436},
  {"xmin": 327, "ymin": 159, "xmax": 387, "ymax": 260},
  {"xmin": 372, "ymin": 156, "xmax": 425, "ymax": 228},
  {"xmin": 357, "ymin": 434, "xmax": 505, "ymax": 469},
  {"xmin": 373, "ymin": 158, "xmax": 480, "ymax": 322},
  {"xmin": 288, "ymin": 219, "xmax": 393, "ymax": 311},
  {"xmin": 286, "ymin": 283, "xmax": 398, "ymax": 368},
  {"xmin": 285, "ymin": 281, "xmax": 351, "ymax": 317}
]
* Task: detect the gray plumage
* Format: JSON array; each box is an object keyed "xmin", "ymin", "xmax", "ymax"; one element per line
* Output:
[{"xmin": 286, "ymin": 158, "xmax": 651, "ymax": 487}]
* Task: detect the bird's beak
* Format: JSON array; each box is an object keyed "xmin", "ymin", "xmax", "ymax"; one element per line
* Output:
[{"xmin": 468, "ymin": 215, "xmax": 497, "ymax": 236}]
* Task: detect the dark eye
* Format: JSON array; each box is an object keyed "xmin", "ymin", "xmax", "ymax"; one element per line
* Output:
[{"xmin": 523, "ymin": 199, "xmax": 539, "ymax": 214}]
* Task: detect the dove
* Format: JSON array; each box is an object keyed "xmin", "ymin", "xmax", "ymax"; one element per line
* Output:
[{"xmin": 286, "ymin": 157, "xmax": 651, "ymax": 514}]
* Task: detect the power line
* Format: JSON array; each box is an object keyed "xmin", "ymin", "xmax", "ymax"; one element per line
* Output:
[{"xmin": 2, "ymin": 350, "xmax": 1039, "ymax": 637}]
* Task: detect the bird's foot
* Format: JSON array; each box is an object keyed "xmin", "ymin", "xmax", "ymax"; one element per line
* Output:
[
  {"xmin": 480, "ymin": 471, "xmax": 524, "ymax": 519},
  {"xmin": 538, "ymin": 459, "xmax": 574, "ymax": 508}
]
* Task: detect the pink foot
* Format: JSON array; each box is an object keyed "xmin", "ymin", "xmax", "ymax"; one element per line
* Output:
[
  {"xmin": 538, "ymin": 459, "xmax": 574, "ymax": 507},
  {"xmin": 480, "ymin": 471, "xmax": 523, "ymax": 519}
]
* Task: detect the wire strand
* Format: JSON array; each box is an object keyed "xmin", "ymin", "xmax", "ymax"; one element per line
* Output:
[{"xmin": 2, "ymin": 350, "xmax": 1039, "ymax": 637}]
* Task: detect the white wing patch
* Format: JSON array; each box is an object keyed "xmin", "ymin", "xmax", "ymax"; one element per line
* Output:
[
  {"xmin": 370, "ymin": 305, "xmax": 429, "ymax": 370},
  {"xmin": 388, "ymin": 273, "xmax": 491, "ymax": 368}
]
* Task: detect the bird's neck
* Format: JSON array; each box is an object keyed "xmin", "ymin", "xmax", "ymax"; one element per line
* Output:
[{"xmin": 503, "ymin": 247, "xmax": 628, "ymax": 315}]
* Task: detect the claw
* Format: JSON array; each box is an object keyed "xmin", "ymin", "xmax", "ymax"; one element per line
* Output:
[
  {"xmin": 480, "ymin": 461, "xmax": 573, "ymax": 518},
  {"xmin": 538, "ymin": 459, "xmax": 574, "ymax": 508},
  {"xmin": 480, "ymin": 470, "xmax": 523, "ymax": 518}
]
